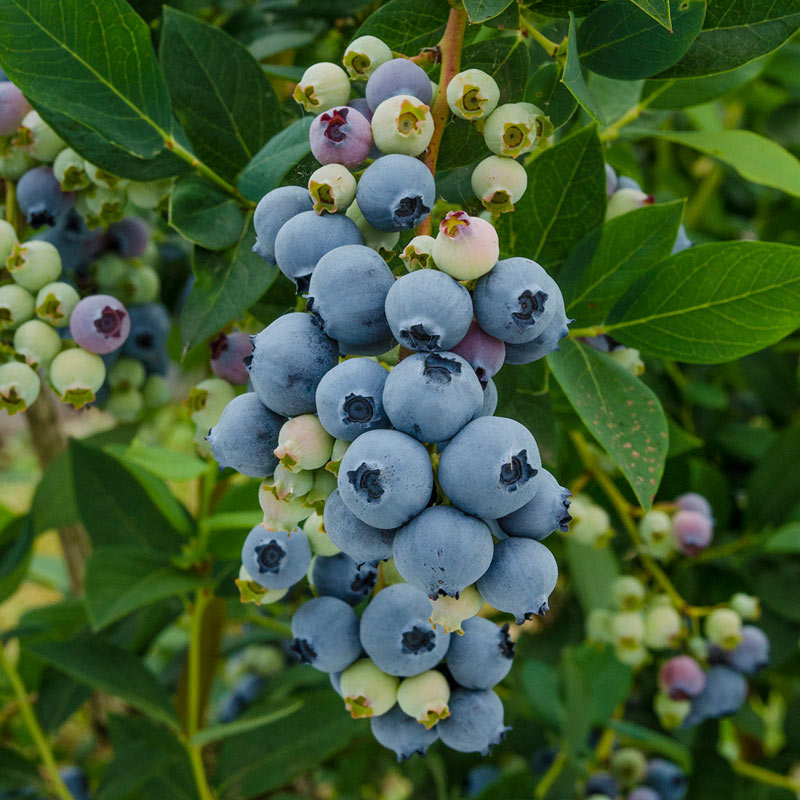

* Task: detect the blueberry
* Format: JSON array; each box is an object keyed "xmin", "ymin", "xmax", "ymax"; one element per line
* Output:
[
  {"xmin": 0, "ymin": 81, "xmax": 30, "ymax": 135},
  {"xmin": 360, "ymin": 583, "xmax": 450, "ymax": 676},
  {"xmin": 605, "ymin": 163, "xmax": 617, "ymax": 196},
  {"xmin": 7, "ymin": 240, "xmax": 62, "ymax": 292},
  {"xmin": 252, "ymin": 186, "xmax": 314, "ymax": 265},
  {"xmin": 392, "ymin": 506, "xmax": 493, "ymax": 599},
  {"xmin": 344, "ymin": 36, "xmax": 393, "ymax": 81},
  {"xmin": 370, "ymin": 704, "xmax": 438, "ymax": 759},
  {"xmin": 69, "ymin": 294, "xmax": 130, "ymax": 355},
  {"xmin": 383, "ymin": 351, "xmax": 483, "ymax": 443},
  {"xmin": 584, "ymin": 773, "xmax": 618, "ymax": 797},
  {"xmin": 672, "ymin": 509, "xmax": 713, "ymax": 556},
  {"xmin": 293, "ymin": 62, "xmax": 351, "ymax": 113},
  {"xmin": 465, "ymin": 765, "xmax": 501, "ymax": 797},
  {"xmin": 672, "ymin": 222, "xmax": 693, "ymax": 254},
  {"xmin": 241, "ymin": 525, "xmax": 311, "ymax": 590},
  {"xmin": 616, "ymin": 175, "xmax": 642, "ymax": 191},
  {"xmin": 628, "ymin": 788, "xmax": 660, "ymax": 800},
  {"xmin": 210, "ymin": 331, "xmax": 253, "ymax": 385},
  {"xmin": 309, "ymin": 106, "xmax": 372, "ymax": 168},
  {"xmin": 340, "ymin": 658, "xmax": 399, "ymax": 718},
  {"xmin": 59, "ymin": 767, "xmax": 89, "ymax": 800},
  {"xmin": 247, "ymin": 312, "xmax": 339, "ymax": 417},
  {"xmin": 365, "ymin": 58, "xmax": 432, "ymax": 111},
  {"xmin": 397, "ymin": 670, "xmax": 451, "ymax": 727},
  {"xmin": 307, "ymin": 244, "xmax": 395, "ymax": 355},
  {"xmin": 13, "ymin": 319, "xmax": 62, "ymax": 367},
  {"xmin": 710, "ymin": 625, "xmax": 769, "ymax": 675},
  {"xmin": 436, "ymin": 688, "xmax": 509, "ymax": 754},
  {"xmin": 18, "ymin": 109, "xmax": 65, "ymax": 162},
  {"xmin": 207, "ymin": 393, "xmax": 285, "ymax": 478},
  {"xmin": 658, "ymin": 655, "xmax": 706, "ymax": 700},
  {"xmin": 274, "ymin": 414, "xmax": 333, "ymax": 472},
  {"xmin": 606, "ymin": 188, "xmax": 654, "ymax": 220},
  {"xmin": 16, "ymin": 166, "xmax": 73, "ymax": 227},
  {"xmin": 479, "ymin": 377, "xmax": 498, "ymax": 417},
  {"xmin": 477, "ymin": 538, "xmax": 557, "ymax": 623},
  {"xmin": 432, "ymin": 211, "xmax": 499, "ymax": 281},
  {"xmin": 356, "ymin": 154, "xmax": 435, "ymax": 232},
  {"xmin": 450, "ymin": 321, "xmax": 505, "ymax": 387},
  {"xmin": 348, "ymin": 96, "xmax": 374, "ymax": 122},
  {"xmin": 471, "ymin": 154, "xmax": 528, "ymax": 216},
  {"xmin": 106, "ymin": 217, "xmax": 150, "ymax": 258},
  {"xmin": 122, "ymin": 303, "xmax": 170, "ymax": 375},
  {"xmin": 384, "ymin": 269, "xmax": 473, "ymax": 353},
  {"xmin": 290, "ymin": 596, "xmax": 362, "ymax": 673},
  {"xmin": 323, "ymin": 490, "xmax": 395, "ymax": 566},
  {"xmin": 400, "ymin": 234, "xmax": 435, "ymax": 271},
  {"xmin": 498, "ymin": 468, "xmax": 572, "ymax": 540},
  {"xmin": 218, "ymin": 673, "xmax": 264, "ymax": 722},
  {"xmin": 337, "ymin": 429, "xmax": 434, "ymax": 528},
  {"xmin": 483, "ymin": 102, "xmax": 548, "ymax": 158},
  {"xmin": 49, "ymin": 348, "xmax": 106, "ymax": 409},
  {"xmin": 0, "ymin": 361, "xmax": 41, "ymax": 415},
  {"xmin": 53, "ymin": 148, "xmax": 89, "ymax": 191},
  {"xmin": 503, "ymin": 289, "xmax": 571, "ymax": 365},
  {"xmin": 371, "ymin": 94, "xmax": 434, "ymax": 157},
  {"xmin": 312, "ymin": 552, "xmax": 378, "ymax": 606},
  {"xmin": 447, "ymin": 69, "xmax": 500, "ymax": 121},
  {"xmin": 429, "ymin": 584, "xmax": 484, "ymax": 635},
  {"xmin": 273, "ymin": 209, "xmax": 363, "ymax": 285},
  {"xmin": 683, "ymin": 665, "xmax": 748, "ymax": 728},
  {"xmin": 315, "ymin": 357, "xmax": 391, "ymax": 441},
  {"xmin": 446, "ymin": 616, "xmax": 514, "ymax": 690},
  {"xmin": 674, "ymin": 492, "xmax": 713, "ymax": 519},
  {"xmin": 644, "ymin": 758, "xmax": 688, "ymax": 800},
  {"xmin": 308, "ymin": 163, "xmax": 357, "ymax": 214},
  {"xmin": 36, "ymin": 209, "xmax": 103, "ymax": 275},
  {"xmin": 438, "ymin": 416, "xmax": 541, "ymax": 519}
]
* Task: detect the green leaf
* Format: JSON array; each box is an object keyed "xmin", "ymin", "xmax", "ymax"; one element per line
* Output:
[
  {"xmin": 578, "ymin": 0, "xmax": 705, "ymax": 80},
  {"xmin": 496, "ymin": 125, "xmax": 606, "ymax": 271},
  {"xmin": 25, "ymin": 637, "xmax": 179, "ymax": 730},
  {"xmin": 351, "ymin": 0, "xmax": 450, "ymax": 53},
  {"xmin": 656, "ymin": 0, "xmax": 800, "ymax": 79},
  {"xmin": 563, "ymin": 12, "xmax": 605, "ymax": 124},
  {"xmin": 609, "ymin": 719, "xmax": 693, "ymax": 771},
  {"xmin": 191, "ymin": 700, "xmax": 304, "ymax": 747},
  {"xmin": 464, "ymin": 0, "xmax": 513, "ymax": 23},
  {"xmin": 238, "ymin": 117, "xmax": 314, "ymax": 202},
  {"xmin": 180, "ymin": 214, "xmax": 278, "ymax": 351},
  {"xmin": 635, "ymin": 129, "xmax": 800, "ymax": 197},
  {"xmin": 248, "ymin": 26, "xmax": 322, "ymax": 60},
  {"xmin": 574, "ymin": 645, "xmax": 633, "ymax": 724},
  {"xmin": 70, "ymin": 440, "xmax": 185, "ymax": 555},
  {"xmin": 667, "ymin": 418, "xmax": 703, "ymax": 457},
  {"xmin": 112, "ymin": 444, "xmax": 210, "ymax": 482},
  {"xmin": 35, "ymin": 668, "xmax": 92, "ymax": 734},
  {"xmin": 84, "ymin": 547, "xmax": 206, "ymax": 630},
  {"xmin": 746, "ymin": 428, "xmax": 800, "ymax": 528},
  {"xmin": 560, "ymin": 200, "xmax": 684, "ymax": 325},
  {"xmin": 521, "ymin": 661, "xmax": 564, "ymax": 729},
  {"xmin": 565, "ymin": 538, "xmax": 620, "ymax": 611},
  {"xmin": 549, "ymin": 340, "xmax": 669, "ymax": 509},
  {"xmin": 0, "ymin": 516, "xmax": 34, "ymax": 604},
  {"xmin": 627, "ymin": 0, "xmax": 672, "ymax": 29},
  {"xmin": 604, "ymin": 242, "xmax": 800, "ymax": 363},
  {"xmin": 0, "ymin": 0, "xmax": 174, "ymax": 158},
  {"xmin": 169, "ymin": 175, "xmax": 244, "ymax": 250},
  {"xmin": 763, "ymin": 522, "xmax": 800, "ymax": 554},
  {"xmin": 525, "ymin": 63, "xmax": 578, "ymax": 130},
  {"xmin": 0, "ymin": 747, "xmax": 41, "ymax": 792},
  {"xmin": 160, "ymin": 8, "xmax": 280, "ymax": 182},
  {"xmin": 562, "ymin": 647, "xmax": 593, "ymax": 757}
]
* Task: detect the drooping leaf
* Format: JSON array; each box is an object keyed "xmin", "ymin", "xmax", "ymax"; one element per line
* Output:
[
  {"xmin": 627, "ymin": 0, "xmax": 672, "ymax": 30},
  {"xmin": 191, "ymin": 701, "xmax": 304, "ymax": 746},
  {"xmin": 578, "ymin": 0, "xmax": 705, "ymax": 80},
  {"xmin": 656, "ymin": 0, "xmax": 800, "ymax": 79},
  {"xmin": 109, "ymin": 444, "xmax": 210, "ymax": 482},
  {"xmin": 604, "ymin": 242, "xmax": 800, "ymax": 363},
  {"xmin": 169, "ymin": 175, "xmax": 244, "ymax": 251},
  {"xmin": 160, "ymin": 8, "xmax": 281, "ymax": 181},
  {"xmin": 587, "ymin": 74, "xmax": 644, "ymax": 126},
  {"xmin": 549, "ymin": 340, "xmax": 669, "ymax": 509},
  {"xmin": 464, "ymin": 0, "xmax": 513, "ymax": 23},
  {"xmin": 0, "ymin": 516, "xmax": 34, "ymax": 604},
  {"xmin": 351, "ymin": 0, "xmax": 451, "ymax": 53},
  {"xmin": 560, "ymin": 200, "xmax": 685, "ymax": 325},
  {"xmin": 238, "ymin": 117, "xmax": 314, "ymax": 201},
  {"xmin": 496, "ymin": 125, "xmax": 606, "ymax": 271},
  {"xmin": 525, "ymin": 63, "xmax": 578, "ymax": 129},
  {"xmin": 563, "ymin": 12, "xmax": 605, "ymax": 124},
  {"xmin": 763, "ymin": 522, "xmax": 800, "ymax": 554},
  {"xmin": 180, "ymin": 215, "xmax": 279, "ymax": 351},
  {"xmin": 0, "ymin": 0, "xmax": 174, "ymax": 159},
  {"xmin": 35, "ymin": 668, "xmax": 92, "ymax": 734}
]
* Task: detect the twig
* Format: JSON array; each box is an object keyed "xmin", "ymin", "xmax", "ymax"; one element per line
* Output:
[{"xmin": 600, "ymin": 80, "xmax": 677, "ymax": 142}]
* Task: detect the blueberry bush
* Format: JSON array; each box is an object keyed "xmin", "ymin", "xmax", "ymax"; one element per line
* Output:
[{"xmin": 1, "ymin": 0, "xmax": 799, "ymax": 798}]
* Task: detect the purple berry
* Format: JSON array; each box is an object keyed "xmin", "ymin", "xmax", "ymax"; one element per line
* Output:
[
  {"xmin": 309, "ymin": 106, "xmax": 373, "ymax": 168},
  {"xmin": 673, "ymin": 509, "xmax": 713, "ymax": 556},
  {"xmin": 348, "ymin": 97, "xmax": 374, "ymax": 122},
  {"xmin": 16, "ymin": 166, "xmax": 74, "ymax": 227},
  {"xmin": 675, "ymin": 492, "xmax": 712, "ymax": 518},
  {"xmin": 210, "ymin": 331, "xmax": 253, "ymax": 385},
  {"xmin": 0, "ymin": 82, "xmax": 29, "ymax": 136},
  {"xmin": 450, "ymin": 320, "xmax": 505, "ymax": 387},
  {"xmin": 658, "ymin": 655, "xmax": 706, "ymax": 700},
  {"xmin": 366, "ymin": 58, "xmax": 432, "ymax": 111},
  {"xmin": 106, "ymin": 217, "xmax": 150, "ymax": 258},
  {"xmin": 69, "ymin": 294, "xmax": 130, "ymax": 355}
]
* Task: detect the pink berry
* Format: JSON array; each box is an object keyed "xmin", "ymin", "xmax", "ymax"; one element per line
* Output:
[
  {"xmin": 309, "ymin": 106, "xmax": 372, "ymax": 168},
  {"xmin": 450, "ymin": 320, "xmax": 505, "ymax": 387},
  {"xmin": 0, "ymin": 82, "xmax": 30, "ymax": 136},
  {"xmin": 673, "ymin": 509, "xmax": 713, "ymax": 556},
  {"xmin": 675, "ymin": 491, "xmax": 713, "ymax": 519},
  {"xmin": 659, "ymin": 655, "xmax": 706, "ymax": 700},
  {"xmin": 210, "ymin": 332, "xmax": 253, "ymax": 385},
  {"xmin": 69, "ymin": 294, "xmax": 130, "ymax": 354}
]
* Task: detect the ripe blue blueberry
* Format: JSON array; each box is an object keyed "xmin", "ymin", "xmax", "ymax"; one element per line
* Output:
[
  {"xmin": 16, "ymin": 166, "xmax": 73, "ymax": 227},
  {"xmin": 629, "ymin": 788, "xmax": 660, "ymax": 800},
  {"xmin": 584, "ymin": 773, "xmax": 619, "ymax": 797},
  {"xmin": 605, "ymin": 163, "xmax": 617, "ymax": 196},
  {"xmin": 370, "ymin": 705, "xmax": 438, "ymax": 760},
  {"xmin": 290, "ymin": 596, "xmax": 362, "ymax": 673},
  {"xmin": 309, "ymin": 106, "xmax": 373, "ymax": 168},
  {"xmin": 477, "ymin": 537, "xmax": 558, "ymax": 623},
  {"xmin": 683, "ymin": 665, "xmax": 747, "ymax": 728},
  {"xmin": 210, "ymin": 331, "xmax": 253, "ymax": 385},
  {"xmin": 337, "ymin": 429, "xmax": 434, "ymax": 528},
  {"xmin": 122, "ymin": 303, "xmax": 170, "ymax": 375},
  {"xmin": 384, "ymin": 269, "xmax": 473, "ymax": 353},
  {"xmin": 438, "ymin": 416, "xmax": 541, "ymax": 519},
  {"xmin": 356, "ymin": 154, "xmax": 435, "ymax": 232},
  {"xmin": 473, "ymin": 257, "xmax": 559, "ymax": 344},
  {"xmin": 392, "ymin": 506, "xmax": 493, "ymax": 598},
  {"xmin": 498, "ymin": 468, "xmax": 572, "ymax": 540},
  {"xmin": 324, "ymin": 489, "xmax": 396, "ymax": 566},
  {"xmin": 359, "ymin": 583, "xmax": 450, "ymax": 676},
  {"xmin": 273, "ymin": 209, "xmax": 363, "ymax": 286},
  {"xmin": 241, "ymin": 525, "xmax": 311, "ymax": 590},
  {"xmin": 446, "ymin": 616, "xmax": 515, "ymax": 690},
  {"xmin": 383, "ymin": 351, "xmax": 483, "ymax": 444},
  {"xmin": 69, "ymin": 294, "xmax": 130, "ymax": 355},
  {"xmin": 643, "ymin": 759, "xmax": 688, "ymax": 800},
  {"xmin": 710, "ymin": 625, "xmax": 769, "ymax": 675},
  {"xmin": 247, "ymin": 312, "xmax": 338, "ymax": 417},
  {"xmin": 365, "ymin": 58, "xmax": 432, "ymax": 111},
  {"xmin": 106, "ymin": 217, "xmax": 150, "ymax": 258},
  {"xmin": 479, "ymin": 377, "xmax": 498, "ymax": 418},
  {"xmin": 307, "ymin": 244, "xmax": 395, "ymax": 355},
  {"xmin": 436, "ymin": 689, "xmax": 509, "ymax": 755},
  {"xmin": 672, "ymin": 222, "xmax": 693, "ymax": 254},
  {"xmin": 315, "ymin": 357, "xmax": 391, "ymax": 441},
  {"xmin": 312, "ymin": 552, "xmax": 378, "ymax": 606},
  {"xmin": 450, "ymin": 320, "xmax": 505, "ymax": 387},
  {"xmin": 503, "ymin": 290, "xmax": 571, "ymax": 365},
  {"xmin": 218, "ymin": 673, "xmax": 264, "ymax": 723},
  {"xmin": 252, "ymin": 186, "xmax": 314, "ymax": 265},
  {"xmin": 207, "ymin": 393, "xmax": 285, "ymax": 478}
]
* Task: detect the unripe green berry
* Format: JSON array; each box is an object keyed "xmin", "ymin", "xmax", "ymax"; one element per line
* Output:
[
  {"xmin": 35, "ymin": 281, "xmax": 80, "ymax": 327},
  {"xmin": 124, "ymin": 264, "xmax": 160, "ymax": 305},
  {"xmin": 729, "ymin": 592, "xmax": 761, "ymax": 621},
  {"xmin": 343, "ymin": 35, "xmax": 392, "ymax": 80},
  {"xmin": 400, "ymin": 235, "xmax": 435, "ymax": 271},
  {"xmin": 143, "ymin": 374, "xmax": 171, "ymax": 408},
  {"xmin": 704, "ymin": 608, "xmax": 743, "ymax": 650},
  {"xmin": 644, "ymin": 604, "xmax": 683, "ymax": 650},
  {"xmin": 432, "ymin": 210, "xmax": 499, "ymax": 280},
  {"xmin": 585, "ymin": 608, "xmax": 614, "ymax": 645},
  {"xmin": 614, "ymin": 642, "xmax": 648, "ymax": 668},
  {"xmin": 654, "ymin": 691, "xmax": 691, "ymax": 729},
  {"xmin": 305, "ymin": 468, "xmax": 337, "ymax": 512},
  {"xmin": 7, "ymin": 240, "xmax": 62, "ymax": 292},
  {"xmin": 16, "ymin": 111, "xmax": 65, "ymax": 162},
  {"xmin": 397, "ymin": 670, "xmax": 451, "ymax": 728},
  {"xmin": 93, "ymin": 253, "xmax": 130, "ymax": 294},
  {"xmin": 106, "ymin": 388, "xmax": 144, "ymax": 422},
  {"xmin": 639, "ymin": 510, "xmax": 675, "ymax": 560},
  {"xmin": 0, "ymin": 219, "xmax": 18, "ymax": 264},
  {"xmin": 371, "ymin": 94, "xmax": 434, "ymax": 157},
  {"xmin": 471, "ymin": 155, "xmax": 528, "ymax": 215},
  {"xmin": 52, "ymin": 148, "xmax": 89, "ymax": 191},
  {"xmin": 429, "ymin": 584, "xmax": 483, "ymax": 634},
  {"xmin": 611, "ymin": 611, "xmax": 645, "ymax": 650},
  {"xmin": 611, "ymin": 575, "xmax": 646, "ymax": 611},
  {"xmin": 127, "ymin": 178, "xmax": 174, "ymax": 209},
  {"xmin": 688, "ymin": 635, "xmax": 709, "ymax": 661},
  {"xmin": 49, "ymin": 347, "xmax": 106, "ymax": 409},
  {"xmin": 0, "ymin": 148, "xmax": 32, "ymax": 180},
  {"xmin": 308, "ymin": 163, "xmax": 356, "ymax": 214},
  {"xmin": 258, "ymin": 479, "xmax": 312, "ymax": 531},
  {"xmin": 340, "ymin": 658, "xmax": 399, "ymax": 718},
  {"xmin": 84, "ymin": 161, "xmax": 128, "ymax": 191},
  {"xmin": 275, "ymin": 414, "xmax": 334, "ymax": 473},
  {"xmin": 0, "ymin": 284, "xmax": 35, "ymax": 330},
  {"xmin": 302, "ymin": 511, "xmax": 341, "ymax": 556},
  {"xmin": 187, "ymin": 378, "xmax": 236, "ymax": 433},
  {"xmin": 569, "ymin": 495, "xmax": 613, "ymax": 547},
  {"xmin": 609, "ymin": 346, "xmax": 644, "ymax": 376},
  {"xmin": 76, "ymin": 186, "xmax": 127, "ymax": 228},
  {"xmin": 483, "ymin": 102, "xmax": 549, "ymax": 158},
  {"xmin": 611, "ymin": 747, "xmax": 647, "ymax": 787},
  {"xmin": 379, "ymin": 557, "xmax": 405, "ymax": 587},
  {"xmin": 293, "ymin": 62, "xmax": 350, "ymax": 114},
  {"xmin": 346, "ymin": 200, "xmax": 400, "ymax": 259},
  {"xmin": 446, "ymin": 69, "xmax": 500, "ymax": 121},
  {"xmin": 0, "ymin": 361, "xmax": 41, "ymax": 415},
  {"xmin": 13, "ymin": 319, "xmax": 61, "ymax": 367},
  {"xmin": 107, "ymin": 358, "xmax": 146, "ymax": 391},
  {"xmin": 273, "ymin": 463, "xmax": 313, "ymax": 499},
  {"xmin": 236, "ymin": 564, "xmax": 288, "ymax": 606}
]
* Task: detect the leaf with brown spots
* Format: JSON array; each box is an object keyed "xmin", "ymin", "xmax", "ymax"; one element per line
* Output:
[{"xmin": 548, "ymin": 339, "xmax": 668, "ymax": 509}]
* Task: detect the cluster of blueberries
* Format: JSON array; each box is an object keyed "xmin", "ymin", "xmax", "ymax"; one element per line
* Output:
[
  {"xmin": 582, "ymin": 753, "xmax": 689, "ymax": 800},
  {"xmin": 0, "ymin": 72, "xmax": 173, "ymax": 419},
  {"xmin": 204, "ymin": 39, "xmax": 576, "ymax": 759}
]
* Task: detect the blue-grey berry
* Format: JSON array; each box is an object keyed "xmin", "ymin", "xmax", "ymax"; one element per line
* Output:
[
  {"xmin": 241, "ymin": 526, "xmax": 311, "ymax": 590},
  {"xmin": 436, "ymin": 689, "xmax": 509, "ymax": 755},
  {"xmin": 312, "ymin": 552, "xmax": 378, "ymax": 606},
  {"xmin": 498, "ymin": 468, "xmax": 572, "ymax": 540},
  {"xmin": 253, "ymin": 186, "xmax": 313, "ymax": 264},
  {"xmin": 446, "ymin": 616, "xmax": 514, "ymax": 690},
  {"xmin": 370, "ymin": 705, "xmax": 438, "ymax": 761},
  {"xmin": 324, "ymin": 489, "xmax": 396, "ymax": 566},
  {"xmin": 290, "ymin": 596, "xmax": 362, "ymax": 672}
]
